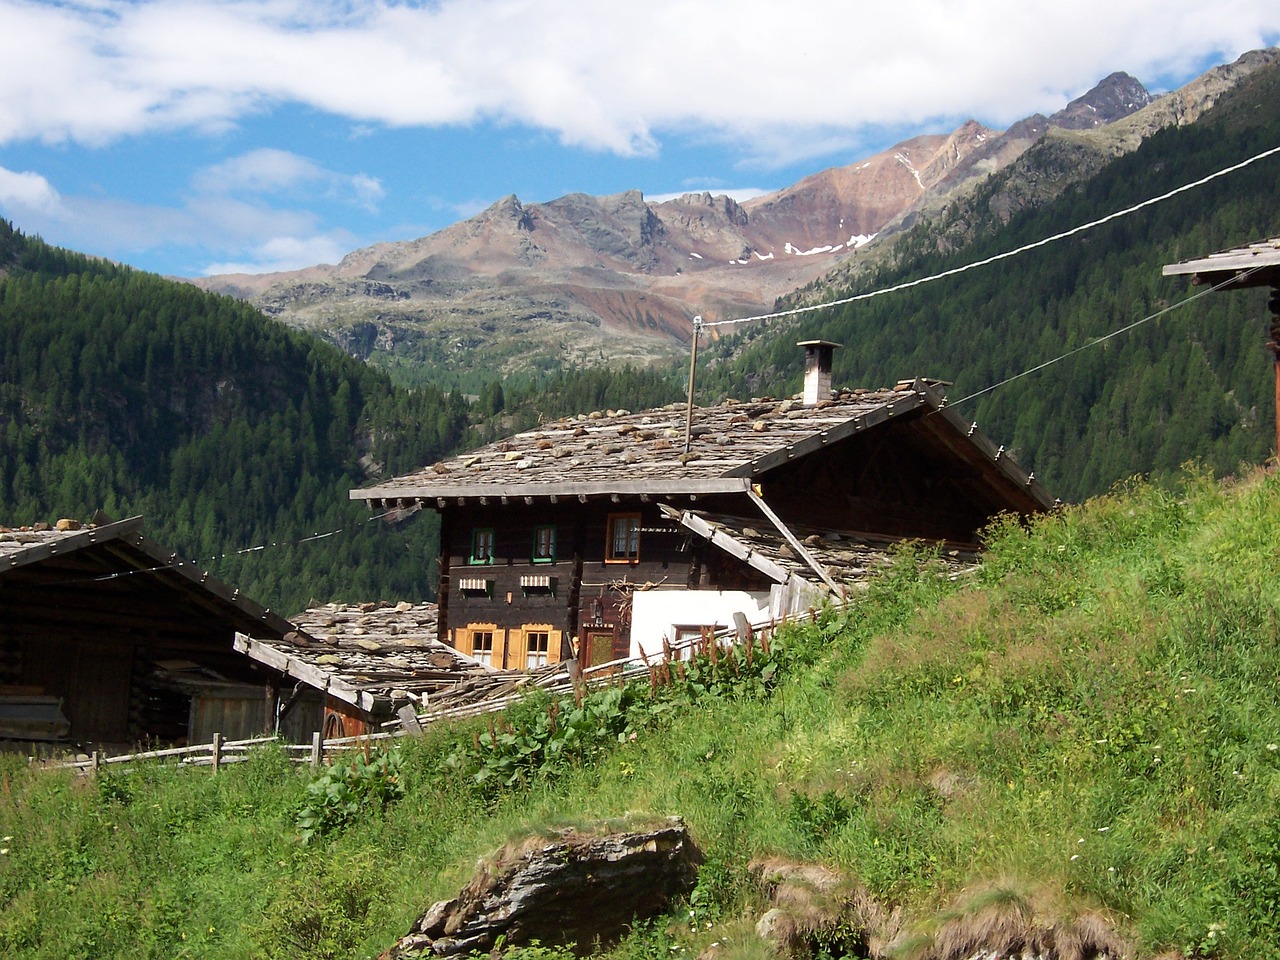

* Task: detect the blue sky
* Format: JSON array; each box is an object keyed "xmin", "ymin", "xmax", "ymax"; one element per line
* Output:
[{"xmin": 1, "ymin": 1, "xmax": 1277, "ymax": 279}]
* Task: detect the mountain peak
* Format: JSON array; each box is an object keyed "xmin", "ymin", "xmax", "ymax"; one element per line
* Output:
[{"xmin": 1050, "ymin": 71, "xmax": 1152, "ymax": 129}]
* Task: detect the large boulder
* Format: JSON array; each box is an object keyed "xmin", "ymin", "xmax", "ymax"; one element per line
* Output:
[{"xmin": 385, "ymin": 816, "xmax": 702, "ymax": 958}]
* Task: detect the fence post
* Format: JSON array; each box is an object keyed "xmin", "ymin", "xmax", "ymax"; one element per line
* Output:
[
  {"xmin": 211, "ymin": 732, "xmax": 223, "ymax": 774},
  {"xmin": 90, "ymin": 750, "xmax": 100, "ymax": 775},
  {"xmin": 310, "ymin": 731, "xmax": 323, "ymax": 769}
]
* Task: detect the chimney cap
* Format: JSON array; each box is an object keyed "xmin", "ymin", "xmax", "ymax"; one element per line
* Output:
[{"xmin": 796, "ymin": 339, "xmax": 842, "ymax": 349}]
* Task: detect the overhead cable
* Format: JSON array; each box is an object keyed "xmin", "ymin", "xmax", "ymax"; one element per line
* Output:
[{"xmin": 702, "ymin": 142, "xmax": 1280, "ymax": 330}]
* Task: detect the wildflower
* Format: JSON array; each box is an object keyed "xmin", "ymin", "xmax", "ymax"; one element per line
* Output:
[
  {"xmin": 1267, "ymin": 744, "xmax": 1278, "ymax": 752},
  {"xmin": 1070, "ymin": 854, "xmax": 1079, "ymax": 861},
  {"xmin": 0, "ymin": 848, "xmax": 8, "ymax": 855}
]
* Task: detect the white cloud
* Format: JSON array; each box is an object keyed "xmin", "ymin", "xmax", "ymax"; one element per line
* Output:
[
  {"xmin": 191, "ymin": 148, "xmax": 383, "ymax": 212},
  {"xmin": 202, "ymin": 233, "xmax": 351, "ymax": 275},
  {"xmin": 646, "ymin": 187, "xmax": 772, "ymax": 204},
  {"xmin": 0, "ymin": 166, "xmax": 65, "ymax": 215},
  {"xmin": 0, "ymin": 159, "xmax": 360, "ymax": 277},
  {"xmin": 192, "ymin": 148, "xmax": 326, "ymax": 195},
  {"xmin": 1, "ymin": 0, "xmax": 1276, "ymax": 164}
]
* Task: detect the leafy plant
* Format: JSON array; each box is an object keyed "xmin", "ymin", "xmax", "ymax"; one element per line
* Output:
[{"xmin": 296, "ymin": 749, "xmax": 404, "ymax": 844}]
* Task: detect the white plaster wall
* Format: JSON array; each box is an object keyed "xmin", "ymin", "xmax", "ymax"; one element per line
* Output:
[{"xmin": 629, "ymin": 589, "xmax": 772, "ymax": 660}]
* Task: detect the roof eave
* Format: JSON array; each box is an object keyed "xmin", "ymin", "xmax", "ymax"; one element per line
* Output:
[
  {"xmin": 912, "ymin": 379, "xmax": 1057, "ymax": 512},
  {"xmin": 352, "ymin": 477, "xmax": 753, "ymax": 505}
]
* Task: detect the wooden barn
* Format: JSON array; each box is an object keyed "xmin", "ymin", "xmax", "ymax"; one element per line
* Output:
[
  {"xmin": 0, "ymin": 514, "xmax": 296, "ymax": 747},
  {"xmin": 352, "ymin": 343, "xmax": 1055, "ymax": 666}
]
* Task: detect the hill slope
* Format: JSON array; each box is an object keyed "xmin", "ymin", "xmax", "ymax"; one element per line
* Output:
[
  {"xmin": 0, "ymin": 222, "xmax": 467, "ymax": 612},
  {"xmin": 700, "ymin": 51, "xmax": 1280, "ymax": 503},
  {"xmin": 3, "ymin": 467, "xmax": 1279, "ymax": 959}
]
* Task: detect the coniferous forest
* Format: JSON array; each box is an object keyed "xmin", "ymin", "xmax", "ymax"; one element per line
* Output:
[
  {"xmin": 4, "ymin": 58, "xmax": 1280, "ymax": 613},
  {"xmin": 0, "ymin": 222, "xmax": 477, "ymax": 613}
]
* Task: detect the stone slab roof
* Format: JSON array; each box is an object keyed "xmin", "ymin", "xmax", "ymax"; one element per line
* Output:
[
  {"xmin": 234, "ymin": 600, "xmax": 492, "ymax": 714},
  {"xmin": 664, "ymin": 506, "xmax": 979, "ymax": 595},
  {"xmin": 354, "ymin": 386, "xmax": 927, "ymax": 501},
  {"xmin": 353, "ymin": 378, "xmax": 1054, "ymax": 516},
  {"xmin": 1, "ymin": 514, "xmax": 295, "ymax": 640}
]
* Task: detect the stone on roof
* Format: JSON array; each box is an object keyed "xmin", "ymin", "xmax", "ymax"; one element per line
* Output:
[
  {"xmin": 355, "ymin": 387, "xmax": 917, "ymax": 498},
  {"xmin": 667, "ymin": 508, "xmax": 979, "ymax": 593},
  {"xmin": 235, "ymin": 600, "xmax": 492, "ymax": 713}
]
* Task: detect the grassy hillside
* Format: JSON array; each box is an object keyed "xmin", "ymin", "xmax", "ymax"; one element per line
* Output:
[
  {"xmin": 3, "ymin": 465, "xmax": 1278, "ymax": 959},
  {"xmin": 699, "ymin": 58, "xmax": 1280, "ymax": 502}
]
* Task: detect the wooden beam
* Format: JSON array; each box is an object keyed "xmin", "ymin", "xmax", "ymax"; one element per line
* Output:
[
  {"xmin": 352, "ymin": 478, "xmax": 752, "ymax": 502},
  {"xmin": 745, "ymin": 487, "xmax": 843, "ymax": 595}
]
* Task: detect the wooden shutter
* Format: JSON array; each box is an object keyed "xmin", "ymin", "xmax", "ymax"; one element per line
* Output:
[
  {"xmin": 491, "ymin": 629, "xmax": 509, "ymax": 670},
  {"xmin": 506, "ymin": 629, "xmax": 528, "ymax": 670},
  {"xmin": 452, "ymin": 627, "xmax": 474, "ymax": 657},
  {"xmin": 546, "ymin": 629, "xmax": 563, "ymax": 665}
]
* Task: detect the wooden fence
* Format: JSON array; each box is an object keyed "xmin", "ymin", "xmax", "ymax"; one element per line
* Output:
[
  {"xmin": 42, "ymin": 608, "xmax": 812, "ymax": 775},
  {"xmin": 45, "ymin": 729, "xmax": 401, "ymax": 774}
]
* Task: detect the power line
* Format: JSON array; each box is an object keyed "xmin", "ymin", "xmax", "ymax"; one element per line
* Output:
[
  {"xmin": 701, "ymin": 142, "xmax": 1280, "ymax": 330},
  {"xmin": 945, "ymin": 266, "xmax": 1266, "ymax": 408},
  {"xmin": 41, "ymin": 508, "xmax": 403, "ymax": 588}
]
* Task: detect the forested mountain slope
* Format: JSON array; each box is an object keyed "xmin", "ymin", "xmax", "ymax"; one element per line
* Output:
[
  {"xmin": 0, "ymin": 223, "xmax": 471, "ymax": 612},
  {"xmin": 700, "ymin": 59, "xmax": 1280, "ymax": 502}
]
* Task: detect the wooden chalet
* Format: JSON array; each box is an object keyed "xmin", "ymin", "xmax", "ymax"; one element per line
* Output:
[
  {"xmin": 234, "ymin": 601, "xmax": 492, "ymax": 738},
  {"xmin": 0, "ymin": 514, "xmax": 296, "ymax": 747},
  {"xmin": 352, "ymin": 343, "xmax": 1054, "ymax": 666}
]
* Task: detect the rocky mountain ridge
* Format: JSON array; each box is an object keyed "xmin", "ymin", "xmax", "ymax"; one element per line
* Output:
[{"xmin": 193, "ymin": 49, "xmax": 1277, "ymax": 384}]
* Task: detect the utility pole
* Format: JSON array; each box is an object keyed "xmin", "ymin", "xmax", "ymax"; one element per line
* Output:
[{"xmin": 683, "ymin": 315, "xmax": 702, "ymax": 455}]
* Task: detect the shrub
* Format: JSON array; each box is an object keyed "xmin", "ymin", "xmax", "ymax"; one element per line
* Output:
[{"xmin": 296, "ymin": 748, "xmax": 404, "ymax": 844}]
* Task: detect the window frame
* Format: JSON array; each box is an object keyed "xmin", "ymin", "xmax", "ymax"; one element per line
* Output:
[
  {"xmin": 525, "ymin": 629, "xmax": 551, "ymax": 668},
  {"xmin": 469, "ymin": 527, "xmax": 496, "ymax": 565},
  {"xmin": 471, "ymin": 628, "xmax": 496, "ymax": 667},
  {"xmin": 605, "ymin": 513, "xmax": 642, "ymax": 563},
  {"xmin": 532, "ymin": 524, "xmax": 557, "ymax": 564}
]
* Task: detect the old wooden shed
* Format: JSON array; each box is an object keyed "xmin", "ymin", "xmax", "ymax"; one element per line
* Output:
[{"xmin": 0, "ymin": 514, "xmax": 295, "ymax": 746}]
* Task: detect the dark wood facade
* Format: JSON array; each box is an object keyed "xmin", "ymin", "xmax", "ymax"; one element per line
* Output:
[
  {"xmin": 442, "ymin": 495, "xmax": 763, "ymax": 665},
  {"xmin": 0, "ymin": 516, "xmax": 295, "ymax": 746},
  {"xmin": 356, "ymin": 380, "xmax": 1055, "ymax": 661}
]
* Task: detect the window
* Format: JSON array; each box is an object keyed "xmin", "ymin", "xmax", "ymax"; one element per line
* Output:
[
  {"xmin": 532, "ymin": 525, "xmax": 556, "ymax": 563},
  {"xmin": 472, "ymin": 629, "xmax": 495, "ymax": 667},
  {"xmin": 512, "ymin": 624, "xmax": 561, "ymax": 670},
  {"xmin": 455, "ymin": 624, "xmax": 504, "ymax": 667},
  {"xmin": 525, "ymin": 630, "xmax": 550, "ymax": 668},
  {"xmin": 606, "ymin": 513, "xmax": 641, "ymax": 562},
  {"xmin": 470, "ymin": 528, "xmax": 495, "ymax": 565}
]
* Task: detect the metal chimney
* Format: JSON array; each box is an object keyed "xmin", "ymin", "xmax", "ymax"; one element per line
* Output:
[{"xmin": 798, "ymin": 340, "xmax": 840, "ymax": 406}]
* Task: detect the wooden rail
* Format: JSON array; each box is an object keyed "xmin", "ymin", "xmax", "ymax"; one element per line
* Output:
[
  {"xmin": 43, "ymin": 729, "xmax": 402, "ymax": 774},
  {"xmin": 39, "ymin": 609, "xmax": 817, "ymax": 775}
]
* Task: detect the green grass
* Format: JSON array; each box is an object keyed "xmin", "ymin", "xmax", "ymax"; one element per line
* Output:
[{"xmin": 3, "ymin": 466, "xmax": 1280, "ymax": 958}]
